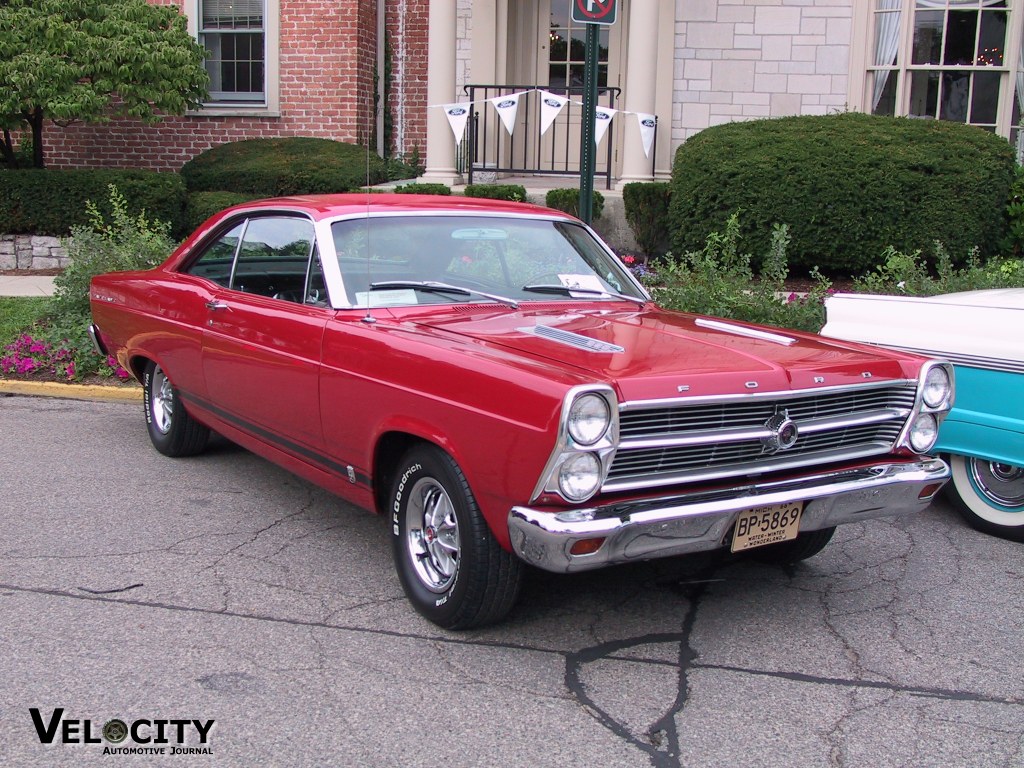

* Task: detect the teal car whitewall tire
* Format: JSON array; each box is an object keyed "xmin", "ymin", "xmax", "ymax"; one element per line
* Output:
[{"xmin": 948, "ymin": 453, "xmax": 1024, "ymax": 542}]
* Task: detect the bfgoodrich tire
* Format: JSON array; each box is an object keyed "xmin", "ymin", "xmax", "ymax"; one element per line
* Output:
[
  {"xmin": 142, "ymin": 361, "xmax": 209, "ymax": 458},
  {"xmin": 947, "ymin": 453, "xmax": 1024, "ymax": 542},
  {"xmin": 390, "ymin": 444, "xmax": 522, "ymax": 630},
  {"xmin": 749, "ymin": 527, "xmax": 836, "ymax": 565}
]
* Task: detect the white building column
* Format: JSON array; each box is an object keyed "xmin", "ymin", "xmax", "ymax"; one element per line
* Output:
[
  {"xmin": 618, "ymin": 1, "xmax": 660, "ymax": 185},
  {"xmin": 422, "ymin": 0, "xmax": 462, "ymax": 185}
]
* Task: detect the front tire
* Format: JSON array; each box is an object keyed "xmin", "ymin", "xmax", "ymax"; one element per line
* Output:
[
  {"xmin": 748, "ymin": 527, "xmax": 836, "ymax": 564},
  {"xmin": 947, "ymin": 453, "xmax": 1024, "ymax": 542},
  {"xmin": 142, "ymin": 361, "xmax": 209, "ymax": 457},
  {"xmin": 390, "ymin": 445, "xmax": 522, "ymax": 629}
]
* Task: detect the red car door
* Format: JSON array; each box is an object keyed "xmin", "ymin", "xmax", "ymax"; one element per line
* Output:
[{"xmin": 199, "ymin": 216, "xmax": 329, "ymax": 455}]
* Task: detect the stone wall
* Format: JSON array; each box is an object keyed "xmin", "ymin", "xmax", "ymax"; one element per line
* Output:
[{"xmin": 0, "ymin": 235, "xmax": 69, "ymax": 270}]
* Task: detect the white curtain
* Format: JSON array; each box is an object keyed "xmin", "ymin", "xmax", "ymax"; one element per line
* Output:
[{"xmin": 872, "ymin": 0, "xmax": 903, "ymax": 111}]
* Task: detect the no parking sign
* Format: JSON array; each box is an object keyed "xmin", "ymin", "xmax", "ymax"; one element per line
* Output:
[{"xmin": 571, "ymin": 0, "xmax": 618, "ymax": 26}]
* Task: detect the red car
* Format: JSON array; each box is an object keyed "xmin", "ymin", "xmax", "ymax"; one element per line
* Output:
[{"xmin": 90, "ymin": 194, "xmax": 953, "ymax": 629}]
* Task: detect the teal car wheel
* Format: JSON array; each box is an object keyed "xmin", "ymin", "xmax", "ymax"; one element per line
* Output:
[{"xmin": 948, "ymin": 454, "xmax": 1024, "ymax": 542}]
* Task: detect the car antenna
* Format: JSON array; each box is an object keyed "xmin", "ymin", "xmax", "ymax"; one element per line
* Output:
[{"xmin": 362, "ymin": 90, "xmax": 376, "ymax": 325}]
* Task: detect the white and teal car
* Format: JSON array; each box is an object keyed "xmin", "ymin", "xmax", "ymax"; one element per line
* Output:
[{"xmin": 823, "ymin": 289, "xmax": 1024, "ymax": 541}]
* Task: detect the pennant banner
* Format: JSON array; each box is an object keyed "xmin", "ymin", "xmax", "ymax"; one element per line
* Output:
[
  {"xmin": 636, "ymin": 113, "xmax": 657, "ymax": 158},
  {"xmin": 593, "ymin": 106, "xmax": 617, "ymax": 147},
  {"xmin": 538, "ymin": 91, "xmax": 568, "ymax": 137},
  {"xmin": 443, "ymin": 104, "xmax": 471, "ymax": 146},
  {"xmin": 430, "ymin": 90, "xmax": 657, "ymax": 160},
  {"xmin": 489, "ymin": 93, "xmax": 521, "ymax": 136}
]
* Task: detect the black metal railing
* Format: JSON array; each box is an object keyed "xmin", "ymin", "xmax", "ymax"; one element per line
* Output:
[{"xmin": 462, "ymin": 84, "xmax": 628, "ymax": 189}]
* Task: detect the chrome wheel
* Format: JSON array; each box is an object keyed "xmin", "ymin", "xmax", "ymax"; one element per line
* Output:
[
  {"xmin": 143, "ymin": 360, "xmax": 210, "ymax": 458},
  {"xmin": 150, "ymin": 366, "xmax": 174, "ymax": 435},
  {"xmin": 969, "ymin": 460, "xmax": 1024, "ymax": 508},
  {"xmin": 948, "ymin": 453, "xmax": 1024, "ymax": 541},
  {"xmin": 405, "ymin": 477, "xmax": 461, "ymax": 592}
]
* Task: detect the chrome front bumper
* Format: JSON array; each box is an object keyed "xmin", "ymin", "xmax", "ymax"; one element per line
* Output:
[{"xmin": 508, "ymin": 459, "xmax": 949, "ymax": 573}]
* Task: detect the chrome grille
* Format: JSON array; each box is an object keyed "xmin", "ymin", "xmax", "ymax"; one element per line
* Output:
[{"xmin": 606, "ymin": 383, "xmax": 917, "ymax": 491}]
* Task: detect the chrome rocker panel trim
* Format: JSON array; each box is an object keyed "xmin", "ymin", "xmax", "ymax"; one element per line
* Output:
[{"xmin": 508, "ymin": 458, "xmax": 949, "ymax": 573}]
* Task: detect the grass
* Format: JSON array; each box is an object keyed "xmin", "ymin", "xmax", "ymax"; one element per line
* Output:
[{"xmin": 0, "ymin": 297, "xmax": 49, "ymax": 344}]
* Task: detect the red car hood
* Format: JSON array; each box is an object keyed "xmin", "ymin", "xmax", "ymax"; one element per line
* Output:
[{"xmin": 410, "ymin": 305, "xmax": 918, "ymax": 402}]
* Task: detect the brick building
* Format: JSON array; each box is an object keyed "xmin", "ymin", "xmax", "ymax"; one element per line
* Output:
[{"xmin": 40, "ymin": 0, "xmax": 1024, "ymax": 184}]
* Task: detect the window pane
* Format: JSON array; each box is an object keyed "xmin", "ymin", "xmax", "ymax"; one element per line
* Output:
[
  {"xmin": 874, "ymin": 10, "xmax": 902, "ymax": 67},
  {"xmin": 203, "ymin": 32, "xmax": 265, "ymax": 100},
  {"xmin": 202, "ymin": 0, "xmax": 262, "ymax": 29},
  {"xmin": 909, "ymin": 70, "xmax": 940, "ymax": 118},
  {"xmin": 970, "ymin": 71, "xmax": 1000, "ymax": 124},
  {"xmin": 944, "ymin": 10, "xmax": 978, "ymax": 65},
  {"xmin": 976, "ymin": 10, "xmax": 1007, "ymax": 66},
  {"xmin": 940, "ymin": 71, "xmax": 970, "ymax": 121},
  {"xmin": 870, "ymin": 71, "xmax": 899, "ymax": 115},
  {"xmin": 912, "ymin": 10, "xmax": 944, "ymax": 65},
  {"xmin": 186, "ymin": 222, "xmax": 244, "ymax": 286}
]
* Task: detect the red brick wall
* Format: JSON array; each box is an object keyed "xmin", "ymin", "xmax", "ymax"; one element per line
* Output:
[{"xmin": 40, "ymin": 0, "xmax": 429, "ymax": 171}]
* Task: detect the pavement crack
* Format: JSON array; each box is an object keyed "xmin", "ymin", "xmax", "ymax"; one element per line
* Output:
[
  {"xmin": 76, "ymin": 583, "xmax": 144, "ymax": 595},
  {"xmin": 563, "ymin": 582, "xmax": 710, "ymax": 768}
]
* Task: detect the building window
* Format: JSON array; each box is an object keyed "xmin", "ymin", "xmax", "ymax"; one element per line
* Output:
[
  {"xmin": 200, "ymin": 0, "xmax": 266, "ymax": 104},
  {"xmin": 548, "ymin": 9, "xmax": 609, "ymax": 90},
  {"xmin": 868, "ymin": 0, "xmax": 1022, "ymax": 143}
]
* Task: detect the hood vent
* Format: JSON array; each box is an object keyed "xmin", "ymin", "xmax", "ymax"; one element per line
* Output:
[{"xmin": 517, "ymin": 325, "xmax": 624, "ymax": 353}]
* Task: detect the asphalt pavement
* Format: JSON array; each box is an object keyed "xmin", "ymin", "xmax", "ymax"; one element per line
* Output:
[{"xmin": 1, "ymin": 395, "xmax": 1021, "ymax": 767}]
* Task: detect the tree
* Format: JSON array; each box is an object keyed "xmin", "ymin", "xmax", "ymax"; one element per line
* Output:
[{"xmin": 0, "ymin": 0, "xmax": 210, "ymax": 168}]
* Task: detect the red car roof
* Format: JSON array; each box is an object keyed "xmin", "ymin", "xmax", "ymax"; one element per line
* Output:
[{"xmin": 215, "ymin": 193, "xmax": 578, "ymax": 222}]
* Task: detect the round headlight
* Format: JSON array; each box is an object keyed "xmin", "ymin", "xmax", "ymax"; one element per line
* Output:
[
  {"xmin": 922, "ymin": 366, "xmax": 951, "ymax": 409},
  {"xmin": 558, "ymin": 452, "xmax": 602, "ymax": 501},
  {"xmin": 567, "ymin": 393, "xmax": 611, "ymax": 446},
  {"xmin": 909, "ymin": 413, "xmax": 939, "ymax": 453}
]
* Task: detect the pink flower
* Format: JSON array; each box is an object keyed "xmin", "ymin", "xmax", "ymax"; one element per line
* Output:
[{"xmin": 622, "ymin": 255, "xmax": 636, "ymax": 265}]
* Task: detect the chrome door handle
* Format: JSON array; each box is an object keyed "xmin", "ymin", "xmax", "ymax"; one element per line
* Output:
[{"xmin": 205, "ymin": 301, "xmax": 229, "ymax": 311}]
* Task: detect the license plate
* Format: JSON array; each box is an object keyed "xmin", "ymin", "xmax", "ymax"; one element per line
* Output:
[{"xmin": 730, "ymin": 501, "xmax": 804, "ymax": 553}]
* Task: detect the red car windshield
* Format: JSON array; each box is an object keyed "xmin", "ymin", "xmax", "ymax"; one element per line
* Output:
[{"xmin": 330, "ymin": 215, "xmax": 645, "ymax": 308}]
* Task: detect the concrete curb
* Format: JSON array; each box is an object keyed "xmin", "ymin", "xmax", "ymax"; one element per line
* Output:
[{"xmin": 0, "ymin": 379, "xmax": 142, "ymax": 402}]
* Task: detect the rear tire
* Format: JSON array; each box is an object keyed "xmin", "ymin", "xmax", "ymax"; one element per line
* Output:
[
  {"xmin": 947, "ymin": 453, "xmax": 1024, "ymax": 542},
  {"xmin": 142, "ymin": 361, "xmax": 209, "ymax": 457},
  {"xmin": 749, "ymin": 527, "xmax": 836, "ymax": 564},
  {"xmin": 390, "ymin": 444, "xmax": 522, "ymax": 629}
]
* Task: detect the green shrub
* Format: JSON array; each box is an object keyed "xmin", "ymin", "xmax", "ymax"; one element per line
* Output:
[
  {"xmin": 623, "ymin": 182, "xmax": 671, "ymax": 260},
  {"xmin": 45, "ymin": 185, "xmax": 176, "ymax": 378},
  {"xmin": 668, "ymin": 113, "xmax": 1016, "ymax": 275},
  {"xmin": 463, "ymin": 184, "xmax": 527, "ymax": 202},
  {"xmin": 0, "ymin": 169, "xmax": 186, "ymax": 237},
  {"xmin": 392, "ymin": 182, "xmax": 452, "ymax": 195},
  {"xmin": 545, "ymin": 188, "xmax": 604, "ymax": 220},
  {"xmin": 646, "ymin": 214, "xmax": 833, "ymax": 332},
  {"xmin": 180, "ymin": 137, "xmax": 391, "ymax": 196},
  {"xmin": 186, "ymin": 191, "xmax": 262, "ymax": 232},
  {"xmin": 1001, "ymin": 164, "xmax": 1024, "ymax": 257},
  {"xmin": 853, "ymin": 244, "xmax": 1024, "ymax": 295}
]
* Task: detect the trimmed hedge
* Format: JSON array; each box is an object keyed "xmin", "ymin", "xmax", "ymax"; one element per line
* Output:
[
  {"xmin": 392, "ymin": 182, "xmax": 452, "ymax": 195},
  {"xmin": 185, "ymin": 191, "xmax": 263, "ymax": 232},
  {"xmin": 545, "ymin": 188, "xmax": 604, "ymax": 220},
  {"xmin": 623, "ymin": 182, "xmax": 672, "ymax": 259},
  {"xmin": 0, "ymin": 169, "xmax": 187, "ymax": 237},
  {"xmin": 668, "ymin": 113, "xmax": 1016, "ymax": 274},
  {"xmin": 180, "ymin": 137, "xmax": 392, "ymax": 196},
  {"xmin": 463, "ymin": 184, "xmax": 527, "ymax": 202}
]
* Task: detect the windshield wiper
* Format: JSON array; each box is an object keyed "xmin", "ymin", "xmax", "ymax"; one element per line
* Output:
[
  {"xmin": 369, "ymin": 280, "xmax": 519, "ymax": 309},
  {"xmin": 521, "ymin": 284, "xmax": 647, "ymax": 306}
]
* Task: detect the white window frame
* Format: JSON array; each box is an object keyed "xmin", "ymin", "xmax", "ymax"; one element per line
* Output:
[
  {"xmin": 185, "ymin": 0, "xmax": 280, "ymax": 116},
  {"xmin": 850, "ymin": 0, "xmax": 1024, "ymax": 141}
]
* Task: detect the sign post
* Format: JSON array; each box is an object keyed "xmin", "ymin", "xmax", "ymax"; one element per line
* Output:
[{"xmin": 572, "ymin": 0, "xmax": 617, "ymax": 225}]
